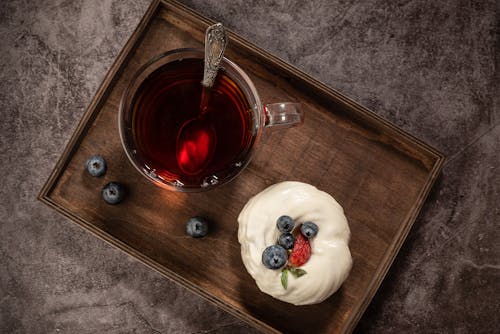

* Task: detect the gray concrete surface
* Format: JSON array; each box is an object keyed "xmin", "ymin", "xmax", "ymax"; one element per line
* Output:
[{"xmin": 1, "ymin": 0, "xmax": 498, "ymax": 333}]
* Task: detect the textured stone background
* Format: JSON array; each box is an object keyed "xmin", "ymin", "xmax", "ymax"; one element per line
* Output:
[{"xmin": 1, "ymin": 0, "xmax": 498, "ymax": 333}]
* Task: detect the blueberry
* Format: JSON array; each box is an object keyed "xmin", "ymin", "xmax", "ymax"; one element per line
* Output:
[
  {"xmin": 301, "ymin": 222, "xmax": 319, "ymax": 238},
  {"xmin": 86, "ymin": 155, "xmax": 107, "ymax": 177},
  {"xmin": 262, "ymin": 245, "xmax": 287, "ymax": 269},
  {"xmin": 102, "ymin": 182, "xmax": 125, "ymax": 204},
  {"xmin": 276, "ymin": 215, "xmax": 294, "ymax": 233},
  {"xmin": 278, "ymin": 232, "xmax": 295, "ymax": 249},
  {"xmin": 186, "ymin": 216, "xmax": 209, "ymax": 238}
]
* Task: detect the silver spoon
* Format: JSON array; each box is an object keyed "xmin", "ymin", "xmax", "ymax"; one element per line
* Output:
[
  {"xmin": 201, "ymin": 23, "xmax": 228, "ymax": 88},
  {"xmin": 176, "ymin": 23, "xmax": 228, "ymax": 175}
]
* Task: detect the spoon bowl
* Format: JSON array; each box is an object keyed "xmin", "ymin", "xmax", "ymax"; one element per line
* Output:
[{"xmin": 176, "ymin": 115, "xmax": 217, "ymax": 175}]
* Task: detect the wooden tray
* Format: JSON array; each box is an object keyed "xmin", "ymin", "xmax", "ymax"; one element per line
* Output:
[{"xmin": 39, "ymin": 1, "xmax": 444, "ymax": 333}]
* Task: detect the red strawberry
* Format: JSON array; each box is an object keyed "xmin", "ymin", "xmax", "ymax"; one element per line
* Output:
[{"xmin": 288, "ymin": 232, "xmax": 311, "ymax": 267}]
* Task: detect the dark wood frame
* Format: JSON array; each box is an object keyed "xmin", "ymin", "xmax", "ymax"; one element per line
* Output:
[{"xmin": 39, "ymin": 1, "xmax": 445, "ymax": 333}]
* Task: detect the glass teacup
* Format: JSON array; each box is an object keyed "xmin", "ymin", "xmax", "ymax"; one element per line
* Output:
[{"xmin": 119, "ymin": 48, "xmax": 303, "ymax": 192}]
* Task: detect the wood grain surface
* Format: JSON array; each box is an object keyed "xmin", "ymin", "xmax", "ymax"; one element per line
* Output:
[{"xmin": 39, "ymin": 1, "xmax": 444, "ymax": 333}]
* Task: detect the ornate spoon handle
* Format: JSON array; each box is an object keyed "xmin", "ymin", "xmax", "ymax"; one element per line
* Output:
[{"xmin": 202, "ymin": 23, "xmax": 228, "ymax": 88}]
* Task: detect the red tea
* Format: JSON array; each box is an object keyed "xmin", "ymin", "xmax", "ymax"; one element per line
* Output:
[{"xmin": 131, "ymin": 58, "xmax": 254, "ymax": 186}]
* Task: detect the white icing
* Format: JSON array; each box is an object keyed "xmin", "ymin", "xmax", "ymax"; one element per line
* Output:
[{"xmin": 237, "ymin": 181, "xmax": 352, "ymax": 305}]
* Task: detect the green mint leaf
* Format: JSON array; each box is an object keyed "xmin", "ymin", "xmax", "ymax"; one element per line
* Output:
[
  {"xmin": 292, "ymin": 268, "xmax": 307, "ymax": 277},
  {"xmin": 294, "ymin": 268, "xmax": 307, "ymax": 277},
  {"xmin": 281, "ymin": 268, "xmax": 288, "ymax": 289}
]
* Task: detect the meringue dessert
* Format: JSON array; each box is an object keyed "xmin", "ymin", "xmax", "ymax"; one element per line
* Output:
[{"xmin": 237, "ymin": 181, "xmax": 352, "ymax": 305}]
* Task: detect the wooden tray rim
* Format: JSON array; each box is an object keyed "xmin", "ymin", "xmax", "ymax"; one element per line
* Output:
[{"xmin": 38, "ymin": 1, "xmax": 445, "ymax": 333}]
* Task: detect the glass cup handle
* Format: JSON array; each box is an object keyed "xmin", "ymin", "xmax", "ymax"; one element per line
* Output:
[{"xmin": 264, "ymin": 102, "xmax": 304, "ymax": 127}]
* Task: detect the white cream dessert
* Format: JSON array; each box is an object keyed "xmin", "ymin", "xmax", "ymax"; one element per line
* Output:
[{"xmin": 237, "ymin": 181, "xmax": 352, "ymax": 305}]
